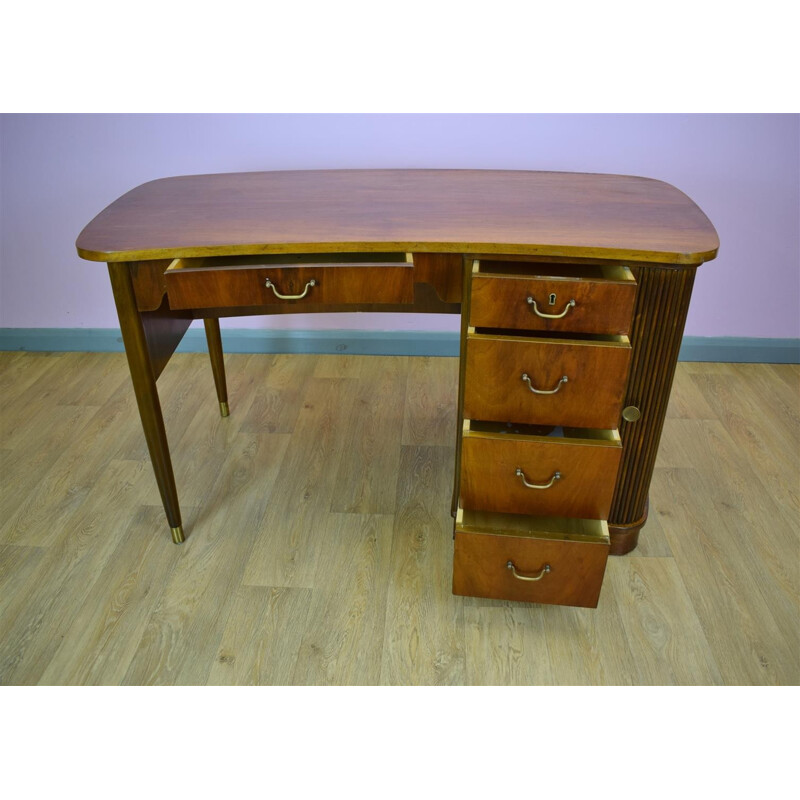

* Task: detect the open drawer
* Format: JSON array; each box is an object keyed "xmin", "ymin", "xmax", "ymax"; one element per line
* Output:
[
  {"xmin": 452, "ymin": 508, "xmax": 610, "ymax": 607},
  {"xmin": 470, "ymin": 259, "xmax": 637, "ymax": 335},
  {"xmin": 463, "ymin": 329, "xmax": 632, "ymax": 429},
  {"xmin": 460, "ymin": 421, "xmax": 622, "ymax": 519},
  {"xmin": 164, "ymin": 252, "xmax": 415, "ymax": 310}
]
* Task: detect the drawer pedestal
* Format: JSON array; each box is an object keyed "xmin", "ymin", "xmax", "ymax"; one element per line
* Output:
[{"xmin": 454, "ymin": 258, "xmax": 637, "ymax": 608}]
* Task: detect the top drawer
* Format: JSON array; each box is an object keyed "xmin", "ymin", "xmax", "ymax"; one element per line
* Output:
[
  {"xmin": 470, "ymin": 260, "xmax": 637, "ymax": 335},
  {"xmin": 165, "ymin": 252, "xmax": 415, "ymax": 310}
]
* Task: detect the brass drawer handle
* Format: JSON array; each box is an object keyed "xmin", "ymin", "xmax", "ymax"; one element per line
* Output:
[
  {"xmin": 264, "ymin": 277, "xmax": 316, "ymax": 300},
  {"xmin": 507, "ymin": 561, "xmax": 551, "ymax": 581},
  {"xmin": 521, "ymin": 373, "xmax": 568, "ymax": 394},
  {"xmin": 527, "ymin": 296, "xmax": 576, "ymax": 319},
  {"xmin": 515, "ymin": 468, "xmax": 561, "ymax": 489}
]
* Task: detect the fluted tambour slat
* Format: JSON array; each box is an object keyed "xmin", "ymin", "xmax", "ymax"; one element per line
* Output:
[{"xmin": 610, "ymin": 265, "xmax": 697, "ymax": 526}]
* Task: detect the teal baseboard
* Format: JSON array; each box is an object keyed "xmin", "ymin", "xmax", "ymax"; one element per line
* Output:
[
  {"xmin": 677, "ymin": 337, "xmax": 799, "ymax": 363},
  {"xmin": 0, "ymin": 327, "xmax": 461, "ymax": 357},
  {"xmin": 0, "ymin": 328, "xmax": 798, "ymax": 363}
]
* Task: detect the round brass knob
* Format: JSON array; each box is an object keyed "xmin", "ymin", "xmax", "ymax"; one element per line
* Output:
[{"xmin": 622, "ymin": 405, "xmax": 641, "ymax": 422}]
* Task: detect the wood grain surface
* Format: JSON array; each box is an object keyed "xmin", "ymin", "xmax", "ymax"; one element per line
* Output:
[
  {"xmin": 1, "ymin": 353, "xmax": 795, "ymax": 685},
  {"xmin": 165, "ymin": 261, "xmax": 415, "ymax": 310},
  {"xmin": 463, "ymin": 332, "xmax": 632, "ymax": 429},
  {"xmin": 460, "ymin": 430, "xmax": 622, "ymax": 519},
  {"xmin": 76, "ymin": 170, "xmax": 720, "ymax": 264},
  {"xmin": 452, "ymin": 527, "xmax": 609, "ymax": 608},
  {"xmin": 470, "ymin": 268, "xmax": 637, "ymax": 335}
]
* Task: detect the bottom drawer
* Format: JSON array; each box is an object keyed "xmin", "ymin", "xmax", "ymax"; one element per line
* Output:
[{"xmin": 452, "ymin": 509, "xmax": 609, "ymax": 608}]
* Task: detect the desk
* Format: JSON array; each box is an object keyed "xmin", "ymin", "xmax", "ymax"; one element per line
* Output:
[{"xmin": 76, "ymin": 169, "xmax": 719, "ymax": 607}]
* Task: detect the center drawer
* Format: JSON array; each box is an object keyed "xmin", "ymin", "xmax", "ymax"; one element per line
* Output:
[
  {"xmin": 164, "ymin": 252, "xmax": 415, "ymax": 310},
  {"xmin": 460, "ymin": 421, "xmax": 622, "ymax": 519},
  {"xmin": 463, "ymin": 330, "xmax": 632, "ymax": 429}
]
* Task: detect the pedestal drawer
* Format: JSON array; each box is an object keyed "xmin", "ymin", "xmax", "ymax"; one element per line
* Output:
[
  {"xmin": 452, "ymin": 510, "xmax": 610, "ymax": 607},
  {"xmin": 470, "ymin": 262, "xmax": 636, "ymax": 335},
  {"xmin": 460, "ymin": 422, "xmax": 622, "ymax": 519},
  {"xmin": 463, "ymin": 331, "xmax": 632, "ymax": 429}
]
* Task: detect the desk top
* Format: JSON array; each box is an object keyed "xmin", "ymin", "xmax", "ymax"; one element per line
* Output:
[{"xmin": 76, "ymin": 169, "xmax": 719, "ymax": 265}]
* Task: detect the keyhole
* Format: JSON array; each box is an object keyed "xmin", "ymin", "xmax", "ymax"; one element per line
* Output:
[{"xmin": 549, "ymin": 293, "xmax": 557, "ymax": 306}]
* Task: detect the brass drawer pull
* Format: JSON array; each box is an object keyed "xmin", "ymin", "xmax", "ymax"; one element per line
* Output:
[
  {"xmin": 264, "ymin": 278, "xmax": 316, "ymax": 300},
  {"xmin": 507, "ymin": 561, "xmax": 551, "ymax": 581},
  {"xmin": 515, "ymin": 468, "xmax": 561, "ymax": 489},
  {"xmin": 521, "ymin": 373, "xmax": 568, "ymax": 394},
  {"xmin": 527, "ymin": 296, "xmax": 576, "ymax": 319}
]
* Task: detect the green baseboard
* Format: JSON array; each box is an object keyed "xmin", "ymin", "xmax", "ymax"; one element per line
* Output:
[{"xmin": 0, "ymin": 328, "xmax": 798, "ymax": 363}]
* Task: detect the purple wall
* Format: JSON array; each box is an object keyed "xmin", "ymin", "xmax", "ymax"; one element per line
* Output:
[{"xmin": 1, "ymin": 114, "xmax": 797, "ymax": 337}]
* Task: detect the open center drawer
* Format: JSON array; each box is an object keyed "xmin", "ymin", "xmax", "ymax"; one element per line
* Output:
[{"xmin": 164, "ymin": 252, "xmax": 415, "ymax": 310}]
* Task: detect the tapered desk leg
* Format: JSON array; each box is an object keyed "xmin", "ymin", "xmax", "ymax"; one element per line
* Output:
[
  {"xmin": 108, "ymin": 263, "xmax": 184, "ymax": 544},
  {"xmin": 203, "ymin": 318, "xmax": 229, "ymax": 417}
]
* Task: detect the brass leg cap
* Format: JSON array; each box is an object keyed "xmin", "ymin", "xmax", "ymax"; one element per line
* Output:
[
  {"xmin": 219, "ymin": 401, "xmax": 230, "ymax": 417},
  {"xmin": 171, "ymin": 525, "xmax": 185, "ymax": 544}
]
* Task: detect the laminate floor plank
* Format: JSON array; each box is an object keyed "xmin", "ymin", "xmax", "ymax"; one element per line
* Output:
[
  {"xmin": 0, "ymin": 352, "xmax": 64, "ymax": 409},
  {"xmin": 664, "ymin": 367, "xmax": 718, "ymax": 420},
  {"xmin": 242, "ymin": 376, "xmax": 360, "ymax": 589},
  {"xmin": 1, "ymin": 354, "xmax": 797, "ymax": 685},
  {"xmin": 652, "ymin": 418, "xmax": 798, "ymax": 647},
  {"xmin": 536, "ymin": 557, "xmax": 641, "ymax": 685},
  {"xmin": 379, "ymin": 445, "xmax": 465, "ymax": 685},
  {"xmin": 166, "ymin": 384, "xmax": 256, "ymax": 510},
  {"xmin": 765, "ymin": 363, "xmax": 799, "ymax": 396},
  {"xmin": 0, "ymin": 354, "xmax": 167, "ymax": 547},
  {"xmin": 401, "ymin": 356, "xmax": 459, "ymax": 447},
  {"xmin": 239, "ymin": 353, "xmax": 320, "ymax": 435},
  {"xmin": 291, "ymin": 514, "xmax": 395, "ymax": 685},
  {"xmin": 0, "ymin": 404, "xmax": 100, "ymax": 542},
  {"xmin": 121, "ymin": 431, "xmax": 290, "ymax": 685},
  {"xmin": 688, "ymin": 370, "xmax": 799, "ymax": 514},
  {"xmin": 37, "ymin": 505, "xmax": 185, "ymax": 685},
  {"xmin": 463, "ymin": 598, "xmax": 554, "ymax": 685},
  {"xmin": 207, "ymin": 585, "xmax": 313, "ymax": 685},
  {"xmin": 0, "ymin": 544, "xmax": 47, "ymax": 625},
  {"xmin": 330, "ymin": 357, "xmax": 408, "ymax": 514},
  {"xmin": 611, "ymin": 556, "xmax": 724, "ymax": 685},
  {"xmin": 651, "ymin": 467, "xmax": 798, "ymax": 685},
  {"xmin": 0, "ymin": 459, "xmax": 156, "ymax": 685},
  {"xmin": 728, "ymin": 363, "xmax": 799, "ymax": 434},
  {"xmin": 49, "ymin": 352, "xmax": 130, "ymax": 407}
]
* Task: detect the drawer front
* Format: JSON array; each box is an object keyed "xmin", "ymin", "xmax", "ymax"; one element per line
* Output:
[
  {"xmin": 452, "ymin": 525, "xmax": 609, "ymax": 608},
  {"xmin": 463, "ymin": 333, "xmax": 631, "ymax": 429},
  {"xmin": 470, "ymin": 269, "xmax": 636, "ymax": 335},
  {"xmin": 165, "ymin": 260, "xmax": 414, "ymax": 310},
  {"xmin": 460, "ymin": 429, "xmax": 622, "ymax": 519}
]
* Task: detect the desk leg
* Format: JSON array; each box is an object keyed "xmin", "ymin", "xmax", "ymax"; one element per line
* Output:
[
  {"xmin": 451, "ymin": 256, "xmax": 472, "ymax": 518},
  {"xmin": 203, "ymin": 318, "xmax": 229, "ymax": 417},
  {"xmin": 108, "ymin": 263, "xmax": 184, "ymax": 544}
]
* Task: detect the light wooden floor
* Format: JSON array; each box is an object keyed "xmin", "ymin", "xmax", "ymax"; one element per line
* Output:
[{"xmin": 0, "ymin": 351, "xmax": 797, "ymax": 685}]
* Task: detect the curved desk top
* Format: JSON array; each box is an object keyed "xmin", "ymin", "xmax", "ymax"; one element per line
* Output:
[{"xmin": 76, "ymin": 169, "xmax": 719, "ymax": 265}]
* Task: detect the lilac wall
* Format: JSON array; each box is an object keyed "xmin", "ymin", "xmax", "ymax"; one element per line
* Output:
[{"xmin": 1, "ymin": 114, "xmax": 797, "ymax": 337}]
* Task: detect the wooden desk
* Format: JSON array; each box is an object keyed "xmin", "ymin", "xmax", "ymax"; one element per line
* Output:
[{"xmin": 76, "ymin": 169, "xmax": 719, "ymax": 607}]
